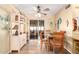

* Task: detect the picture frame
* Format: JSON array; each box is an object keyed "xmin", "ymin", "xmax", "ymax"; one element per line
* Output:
[
  {"xmin": 73, "ymin": 18, "xmax": 77, "ymax": 31},
  {"xmin": 0, "ymin": 15, "xmax": 9, "ymax": 30},
  {"xmin": 67, "ymin": 19, "xmax": 69, "ymax": 27},
  {"xmin": 57, "ymin": 17, "xmax": 62, "ymax": 30}
]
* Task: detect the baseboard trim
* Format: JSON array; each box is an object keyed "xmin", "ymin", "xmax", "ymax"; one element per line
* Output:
[
  {"xmin": 20, "ymin": 44, "xmax": 26, "ymax": 50},
  {"xmin": 64, "ymin": 46, "xmax": 72, "ymax": 54}
]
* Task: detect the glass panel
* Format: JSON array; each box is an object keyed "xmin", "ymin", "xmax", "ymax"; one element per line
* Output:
[
  {"xmin": 33, "ymin": 26, "xmax": 37, "ymax": 30},
  {"xmin": 38, "ymin": 27, "xmax": 41, "ymax": 31},
  {"xmin": 30, "ymin": 20, "xmax": 38, "ymax": 26},
  {"xmin": 40, "ymin": 26, "xmax": 44, "ymax": 31},
  {"xmin": 30, "ymin": 20, "xmax": 44, "ymax": 39},
  {"xmin": 30, "ymin": 27, "xmax": 34, "ymax": 31},
  {"xmin": 39, "ymin": 20, "xmax": 44, "ymax": 26}
]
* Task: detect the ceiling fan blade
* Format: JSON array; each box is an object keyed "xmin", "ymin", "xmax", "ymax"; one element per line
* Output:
[
  {"xmin": 41, "ymin": 12, "xmax": 47, "ymax": 15},
  {"xmin": 33, "ymin": 5, "xmax": 47, "ymax": 16},
  {"xmin": 43, "ymin": 8, "xmax": 50, "ymax": 11}
]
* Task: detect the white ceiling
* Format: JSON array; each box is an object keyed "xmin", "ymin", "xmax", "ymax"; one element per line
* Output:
[{"xmin": 14, "ymin": 4, "xmax": 67, "ymax": 17}]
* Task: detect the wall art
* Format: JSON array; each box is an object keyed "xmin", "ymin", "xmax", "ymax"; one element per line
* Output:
[
  {"xmin": 67, "ymin": 19, "xmax": 69, "ymax": 27},
  {"xmin": 57, "ymin": 17, "xmax": 62, "ymax": 30},
  {"xmin": 73, "ymin": 18, "xmax": 77, "ymax": 31},
  {"xmin": 15, "ymin": 15, "xmax": 18, "ymax": 21},
  {"xmin": 0, "ymin": 15, "xmax": 9, "ymax": 30}
]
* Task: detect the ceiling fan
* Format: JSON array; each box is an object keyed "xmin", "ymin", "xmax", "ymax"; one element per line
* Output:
[{"xmin": 33, "ymin": 5, "xmax": 50, "ymax": 16}]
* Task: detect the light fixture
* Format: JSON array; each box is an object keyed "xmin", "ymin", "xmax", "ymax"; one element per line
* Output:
[
  {"xmin": 35, "ymin": 13, "xmax": 41, "ymax": 17},
  {"xmin": 38, "ymin": 13, "xmax": 41, "ymax": 17},
  {"xmin": 33, "ymin": 6, "xmax": 37, "ymax": 11}
]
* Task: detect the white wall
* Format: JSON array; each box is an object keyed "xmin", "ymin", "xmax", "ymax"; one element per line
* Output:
[
  {"xmin": 0, "ymin": 8, "xmax": 10, "ymax": 53},
  {"xmin": 55, "ymin": 6, "xmax": 73, "ymax": 36},
  {"xmin": 0, "ymin": 5, "xmax": 21, "ymax": 53},
  {"xmin": 55, "ymin": 4, "xmax": 79, "ymax": 36}
]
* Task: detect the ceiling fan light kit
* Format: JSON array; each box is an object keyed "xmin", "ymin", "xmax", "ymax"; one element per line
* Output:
[
  {"xmin": 33, "ymin": 5, "xmax": 50, "ymax": 16},
  {"xmin": 35, "ymin": 13, "xmax": 41, "ymax": 17}
]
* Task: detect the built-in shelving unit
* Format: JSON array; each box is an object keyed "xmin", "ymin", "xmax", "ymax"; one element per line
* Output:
[{"xmin": 10, "ymin": 13, "xmax": 26, "ymax": 52}]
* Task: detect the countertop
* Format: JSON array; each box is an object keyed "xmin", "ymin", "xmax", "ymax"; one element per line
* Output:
[{"xmin": 66, "ymin": 35, "xmax": 79, "ymax": 40}]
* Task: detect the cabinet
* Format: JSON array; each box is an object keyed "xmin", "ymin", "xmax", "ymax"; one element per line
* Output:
[
  {"xmin": 65, "ymin": 35, "xmax": 79, "ymax": 54},
  {"xmin": 64, "ymin": 36, "xmax": 73, "ymax": 53},
  {"xmin": 10, "ymin": 14, "xmax": 26, "ymax": 52},
  {"xmin": 73, "ymin": 38, "xmax": 79, "ymax": 54}
]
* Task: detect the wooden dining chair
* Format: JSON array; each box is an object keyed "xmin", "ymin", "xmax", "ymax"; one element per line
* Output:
[
  {"xmin": 51, "ymin": 31, "xmax": 65, "ymax": 53},
  {"xmin": 40, "ymin": 31, "xmax": 45, "ymax": 50},
  {"xmin": 40, "ymin": 31, "xmax": 49, "ymax": 50}
]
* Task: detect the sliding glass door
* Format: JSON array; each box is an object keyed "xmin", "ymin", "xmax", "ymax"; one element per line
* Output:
[{"xmin": 30, "ymin": 20, "xmax": 44, "ymax": 40}]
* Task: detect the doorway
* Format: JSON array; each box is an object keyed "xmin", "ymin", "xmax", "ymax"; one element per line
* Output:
[{"xmin": 30, "ymin": 20, "xmax": 44, "ymax": 40}]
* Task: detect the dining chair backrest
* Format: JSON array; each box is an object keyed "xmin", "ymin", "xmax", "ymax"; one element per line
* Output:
[{"xmin": 52, "ymin": 31, "xmax": 65, "ymax": 45}]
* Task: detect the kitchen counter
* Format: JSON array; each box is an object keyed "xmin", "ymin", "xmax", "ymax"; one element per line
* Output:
[
  {"xmin": 65, "ymin": 33, "xmax": 79, "ymax": 54},
  {"xmin": 65, "ymin": 34, "xmax": 79, "ymax": 40},
  {"xmin": 72, "ymin": 36, "xmax": 79, "ymax": 40}
]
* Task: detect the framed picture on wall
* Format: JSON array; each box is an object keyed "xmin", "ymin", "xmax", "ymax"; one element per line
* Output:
[
  {"xmin": 67, "ymin": 19, "xmax": 69, "ymax": 27},
  {"xmin": 57, "ymin": 17, "xmax": 62, "ymax": 30},
  {"xmin": 76, "ymin": 17, "xmax": 79, "ymax": 31},
  {"xmin": 73, "ymin": 18, "xmax": 77, "ymax": 31},
  {"xmin": 15, "ymin": 15, "xmax": 18, "ymax": 21}
]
